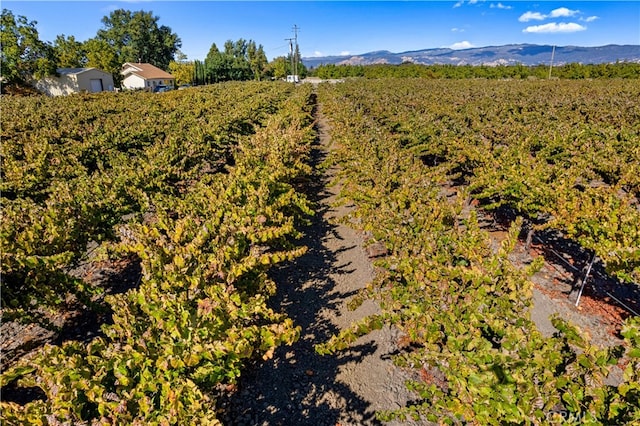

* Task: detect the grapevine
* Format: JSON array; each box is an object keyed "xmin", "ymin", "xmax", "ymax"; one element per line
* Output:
[
  {"xmin": 1, "ymin": 82, "xmax": 316, "ymax": 424},
  {"xmin": 315, "ymin": 79, "xmax": 640, "ymax": 424}
]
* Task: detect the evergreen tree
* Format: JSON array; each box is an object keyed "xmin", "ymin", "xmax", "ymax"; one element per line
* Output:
[
  {"xmin": 202, "ymin": 39, "xmax": 258, "ymax": 83},
  {"xmin": 247, "ymin": 41, "xmax": 268, "ymax": 81}
]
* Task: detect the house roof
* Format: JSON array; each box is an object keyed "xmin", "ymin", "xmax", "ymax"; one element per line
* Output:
[
  {"xmin": 121, "ymin": 62, "xmax": 174, "ymax": 80},
  {"xmin": 57, "ymin": 68, "xmax": 98, "ymax": 75}
]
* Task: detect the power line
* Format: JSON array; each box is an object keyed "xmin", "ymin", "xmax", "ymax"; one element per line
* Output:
[
  {"xmin": 269, "ymin": 43, "xmax": 291, "ymax": 52},
  {"xmin": 284, "ymin": 25, "xmax": 301, "ymax": 81}
]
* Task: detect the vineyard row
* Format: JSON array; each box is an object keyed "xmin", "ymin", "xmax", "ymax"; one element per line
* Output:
[
  {"xmin": 1, "ymin": 82, "xmax": 316, "ymax": 424},
  {"xmin": 315, "ymin": 79, "xmax": 639, "ymax": 424}
]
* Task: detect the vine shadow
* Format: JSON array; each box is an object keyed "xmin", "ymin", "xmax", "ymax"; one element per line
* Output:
[{"xmin": 217, "ymin": 109, "xmax": 387, "ymax": 426}]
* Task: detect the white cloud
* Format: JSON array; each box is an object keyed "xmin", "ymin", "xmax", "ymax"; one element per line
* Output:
[
  {"xmin": 491, "ymin": 3, "xmax": 512, "ymax": 10},
  {"xmin": 340, "ymin": 51, "xmax": 351, "ymax": 56},
  {"xmin": 453, "ymin": 0, "xmax": 483, "ymax": 8},
  {"xmin": 520, "ymin": 7, "xmax": 582, "ymax": 22},
  {"xmin": 523, "ymin": 22, "xmax": 587, "ymax": 33},
  {"xmin": 313, "ymin": 51, "xmax": 324, "ymax": 57},
  {"xmin": 520, "ymin": 7, "xmax": 594, "ymax": 33},
  {"xmin": 519, "ymin": 11, "xmax": 545, "ymax": 22},
  {"xmin": 451, "ymin": 27, "xmax": 465, "ymax": 32},
  {"xmin": 549, "ymin": 7, "xmax": 580, "ymax": 18},
  {"xmin": 449, "ymin": 41, "xmax": 475, "ymax": 49}
]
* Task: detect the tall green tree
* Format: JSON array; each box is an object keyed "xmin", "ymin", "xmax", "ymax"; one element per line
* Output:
[
  {"xmin": 226, "ymin": 39, "xmax": 252, "ymax": 80},
  {"xmin": 247, "ymin": 41, "xmax": 268, "ymax": 81},
  {"xmin": 225, "ymin": 39, "xmax": 247, "ymax": 58},
  {"xmin": 267, "ymin": 56, "xmax": 289, "ymax": 80},
  {"xmin": 83, "ymin": 38, "xmax": 119, "ymax": 76},
  {"xmin": 204, "ymin": 42, "xmax": 230, "ymax": 83},
  {"xmin": 53, "ymin": 34, "xmax": 85, "ymax": 68},
  {"xmin": 202, "ymin": 39, "xmax": 258, "ymax": 83},
  {"xmin": 96, "ymin": 9, "xmax": 181, "ymax": 70},
  {"xmin": 193, "ymin": 60, "xmax": 206, "ymax": 85},
  {"xmin": 207, "ymin": 43, "xmax": 220, "ymax": 57},
  {"xmin": 0, "ymin": 9, "xmax": 56, "ymax": 84},
  {"xmin": 293, "ymin": 43, "xmax": 307, "ymax": 78}
]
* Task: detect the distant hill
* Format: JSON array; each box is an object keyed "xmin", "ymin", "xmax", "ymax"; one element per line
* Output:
[{"xmin": 302, "ymin": 44, "xmax": 640, "ymax": 68}]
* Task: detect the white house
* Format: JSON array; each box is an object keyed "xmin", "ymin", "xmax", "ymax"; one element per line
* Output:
[
  {"xmin": 34, "ymin": 68, "xmax": 114, "ymax": 96},
  {"xmin": 121, "ymin": 62, "xmax": 175, "ymax": 90}
]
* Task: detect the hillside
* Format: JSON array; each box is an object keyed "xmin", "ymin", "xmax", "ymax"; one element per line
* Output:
[{"xmin": 303, "ymin": 43, "xmax": 640, "ymax": 68}]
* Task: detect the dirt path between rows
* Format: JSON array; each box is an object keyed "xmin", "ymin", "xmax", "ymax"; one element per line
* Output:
[{"xmin": 218, "ymin": 104, "xmax": 421, "ymax": 426}]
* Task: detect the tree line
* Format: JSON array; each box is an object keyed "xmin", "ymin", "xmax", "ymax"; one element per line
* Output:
[
  {"xmin": 1, "ymin": 9, "xmax": 180, "ymax": 87},
  {"xmin": 186, "ymin": 40, "xmax": 307, "ymax": 85},
  {"xmin": 1, "ymin": 8, "xmax": 307, "ymax": 91},
  {"xmin": 8, "ymin": 6, "xmax": 635, "ymax": 92},
  {"xmin": 310, "ymin": 61, "xmax": 640, "ymax": 80}
]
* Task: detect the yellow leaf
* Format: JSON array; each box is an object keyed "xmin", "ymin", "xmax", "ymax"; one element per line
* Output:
[{"xmin": 262, "ymin": 347, "xmax": 275, "ymax": 360}]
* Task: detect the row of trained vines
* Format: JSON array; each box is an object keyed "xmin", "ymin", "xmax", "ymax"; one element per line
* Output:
[
  {"xmin": 1, "ymin": 82, "xmax": 316, "ymax": 424},
  {"xmin": 315, "ymin": 79, "xmax": 639, "ymax": 424}
]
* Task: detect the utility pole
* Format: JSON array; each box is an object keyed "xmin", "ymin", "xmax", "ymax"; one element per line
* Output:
[
  {"xmin": 292, "ymin": 25, "xmax": 300, "ymax": 79},
  {"xmin": 548, "ymin": 45, "xmax": 556, "ymax": 79},
  {"xmin": 285, "ymin": 37, "xmax": 294, "ymax": 79}
]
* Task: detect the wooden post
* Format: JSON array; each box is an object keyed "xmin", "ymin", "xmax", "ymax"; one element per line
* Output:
[{"xmin": 575, "ymin": 252, "xmax": 596, "ymax": 307}]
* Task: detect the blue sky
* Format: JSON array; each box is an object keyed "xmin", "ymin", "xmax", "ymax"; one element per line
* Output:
[{"xmin": 4, "ymin": 1, "xmax": 639, "ymax": 61}]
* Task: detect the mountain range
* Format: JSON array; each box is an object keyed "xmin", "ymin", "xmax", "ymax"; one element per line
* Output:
[{"xmin": 302, "ymin": 44, "xmax": 640, "ymax": 68}]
